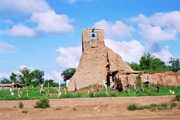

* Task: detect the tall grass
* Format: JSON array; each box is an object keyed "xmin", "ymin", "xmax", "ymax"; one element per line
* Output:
[{"xmin": 0, "ymin": 85, "xmax": 180, "ymax": 100}]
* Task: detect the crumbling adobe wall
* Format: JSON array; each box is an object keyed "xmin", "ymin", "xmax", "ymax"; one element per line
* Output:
[
  {"xmin": 68, "ymin": 42, "xmax": 108, "ymax": 91},
  {"xmin": 115, "ymin": 72, "xmax": 180, "ymax": 91},
  {"xmin": 68, "ymin": 29, "xmax": 133, "ymax": 91},
  {"xmin": 107, "ymin": 48, "xmax": 133, "ymax": 73},
  {"xmin": 140, "ymin": 72, "xmax": 180, "ymax": 86}
]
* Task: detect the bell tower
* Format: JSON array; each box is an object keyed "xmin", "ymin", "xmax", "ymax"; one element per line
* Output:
[{"xmin": 82, "ymin": 28, "xmax": 104, "ymax": 51}]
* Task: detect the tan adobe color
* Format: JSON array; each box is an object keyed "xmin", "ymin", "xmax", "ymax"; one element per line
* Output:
[{"xmin": 68, "ymin": 29, "xmax": 134, "ymax": 91}]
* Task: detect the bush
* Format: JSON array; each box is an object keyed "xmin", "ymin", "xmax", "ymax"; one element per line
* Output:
[
  {"xmin": 148, "ymin": 104, "xmax": 157, "ymax": 110},
  {"xmin": 19, "ymin": 102, "xmax": 24, "ymax": 109},
  {"xmin": 22, "ymin": 110, "xmax": 28, "ymax": 114},
  {"xmin": 170, "ymin": 102, "xmax": 177, "ymax": 109},
  {"xmin": 34, "ymin": 98, "xmax": 50, "ymax": 108},
  {"xmin": 128, "ymin": 103, "xmax": 158, "ymax": 111},
  {"xmin": 127, "ymin": 104, "xmax": 139, "ymax": 111},
  {"xmin": 158, "ymin": 103, "xmax": 168, "ymax": 110},
  {"xmin": 176, "ymin": 94, "xmax": 180, "ymax": 101}
]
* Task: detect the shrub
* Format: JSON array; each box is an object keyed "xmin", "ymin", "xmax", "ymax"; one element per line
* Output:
[
  {"xmin": 128, "ymin": 103, "xmax": 158, "ymax": 111},
  {"xmin": 176, "ymin": 94, "xmax": 180, "ymax": 101},
  {"xmin": 127, "ymin": 104, "xmax": 139, "ymax": 111},
  {"xmin": 19, "ymin": 102, "xmax": 24, "ymax": 109},
  {"xmin": 148, "ymin": 104, "xmax": 157, "ymax": 109},
  {"xmin": 170, "ymin": 102, "xmax": 177, "ymax": 109},
  {"xmin": 22, "ymin": 110, "xmax": 28, "ymax": 114},
  {"xmin": 34, "ymin": 98, "xmax": 50, "ymax": 108},
  {"xmin": 158, "ymin": 103, "xmax": 168, "ymax": 110}
]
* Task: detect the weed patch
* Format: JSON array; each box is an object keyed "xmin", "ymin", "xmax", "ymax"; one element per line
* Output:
[
  {"xmin": 22, "ymin": 110, "xmax": 28, "ymax": 114},
  {"xmin": 34, "ymin": 98, "xmax": 50, "ymax": 108},
  {"xmin": 19, "ymin": 102, "xmax": 23, "ymax": 109},
  {"xmin": 170, "ymin": 102, "xmax": 177, "ymax": 109},
  {"xmin": 158, "ymin": 103, "xmax": 168, "ymax": 110}
]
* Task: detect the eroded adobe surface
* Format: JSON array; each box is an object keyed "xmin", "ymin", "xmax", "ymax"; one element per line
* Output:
[{"xmin": 68, "ymin": 29, "xmax": 134, "ymax": 91}]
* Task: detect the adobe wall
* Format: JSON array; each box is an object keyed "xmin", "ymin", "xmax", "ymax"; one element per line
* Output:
[
  {"xmin": 116, "ymin": 72, "xmax": 180, "ymax": 91},
  {"xmin": 68, "ymin": 29, "xmax": 133, "ymax": 91},
  {"xmin": 67, "ymin": 28, "xmax": 180, "ymax": 92}
]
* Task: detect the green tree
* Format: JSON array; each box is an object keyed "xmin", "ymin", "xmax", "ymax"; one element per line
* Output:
[
  {"xmin": 18, "ymin": 68, "xmax": 45, "ymax": 86},
  {"xmin": 0, "ymin": 78, "xmax": 11, "ymax": 83},
  {"xmin": 168, "ymin": 57, "xmax": 180, "ymax": 72},
  {"xmin": 44, "ymin": 79, "xmax": 58, "ymax": 87},
  {"xmin": 10, "ymin": 72, "xmax": 18, "ymax": 83},
  {"xmin": 61, "ymin": 68, "xmax": 76, "ymax": 81},
  {"xmin": 139, "ymin": 53, "xmax": 168, "ymax": 71},
  {"xmin": 19, "ymin": 68, "xmax": 33, "ymax": 86},
  {"xmin": 31, "ymin": 69, "xmax": 45, "ymax": 86},
  {"xmin": 127, "ymin": 62, "xmax": 140, "ymax": 71}
]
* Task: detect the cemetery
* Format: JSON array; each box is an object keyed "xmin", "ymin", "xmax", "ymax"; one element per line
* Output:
[{"xmin": 0, "ymin": 28, "xmax": 180, "ymax": 120}]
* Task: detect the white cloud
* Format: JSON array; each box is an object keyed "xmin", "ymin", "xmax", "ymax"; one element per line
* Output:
[
  {"xmin": 0, "ymin": 41, "xmax": 18, "ymax": 54},
  {"xmin": 9, "ymin": 24, "xmax": 37, "ymax": 37},
  {"xmin": 44, "ymin": 71, "xmax": 63, "ymax": 83},
  {"xmin": 105, "ymin": 39, "xmax": 173, "ymax": 63},
  {"xmin": 0, "ymin": 24, "xmax": 37, "ymax": 37},
  {"xmin": 0, "ymin": 0, "xmax": 74, "ymax": 36},
  {"xmin": 56, "ymin": 45, "xmax": 82, "ymax": 68},
  {"xmin": 0, "ymin": 0, "xmax": 50, "ymax": 14},
  {"xmin": 152, "ymin": 46, "xmax": 173, "ymax": 62},
  {"xmin": 0, "ymin": 72, "xmax": 10, "ymax": 79},
  {"xmin": 105, "ymin": 39, "xmax": 145, "ymax": 63},
  {"xmin": 130, "ymin": 11, "xmax": 180, "ymax": 41},
  {"xmin": 31, "ymin": 11, "xmax": 74, "ymax": 33},
  {"xmin": 93, "ymin": 20, "xmax": 135, "ymax": 39},
  {"xmin": 138, "ymin": 24, "xmax": 177, "ymax": 41}
]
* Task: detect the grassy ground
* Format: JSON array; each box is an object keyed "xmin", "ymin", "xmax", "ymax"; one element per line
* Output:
[{"xmin": 0, "ymin": 85, "xmax": 180, "ymax": 100}]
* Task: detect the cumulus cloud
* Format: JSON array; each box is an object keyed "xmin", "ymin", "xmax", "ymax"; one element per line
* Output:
[
  {"xmin": 138, "ymin": 24, "xmax": 177, "ymax": 41},
  {"xmin": 0, "ymin": 41, "xmax": 18, "ymax": 54},
  {"xmin": 0, "ymin": 25, "xmax": 37, "ymax": 37},
  {"xmin": 105, "ymin": 39, "xmax": 145, "ymax": 63},
  {"xmin": 152, "ymin": 46, "xmax": 173, "ymax": 62},
  {"xmin": 93, "ymin": 20, "xmax": 135, "ymax": 39},
  {"xmin": 56, "ymin": 45, "xmax": 82, "ymax": 68},
  {"xmin": 31, "ymin": 11, "xmax": 74, "ymax": 33},
  {"xmin": 130, "ymin": 11, "xmax": 180, "ymax": 41},
  {"xmin": 0, "ymin": 0, "xmax": 74, "ymax": 36},
  {"xmin": 0, "ymin": 0, "xmax": 50, "ymax": 14},
  {"xmin": 105, "ymin": 39, "xmax": 173, "ymax": 63},
  {"xmin": 0, "ymin": 24, "xmax": 37, "ymax": 37}
]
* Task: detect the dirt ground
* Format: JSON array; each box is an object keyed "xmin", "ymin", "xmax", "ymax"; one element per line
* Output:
[{"xmin": 0, "ymin": 96, "xmax": 180, "ymax": 120}]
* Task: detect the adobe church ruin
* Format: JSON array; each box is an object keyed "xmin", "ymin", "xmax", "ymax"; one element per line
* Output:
[
  {"xmin": 68, "ymin": 28, "xmax": 180, "ymax": 92},
  {"xmin": 68, "ymin": 28, "xmax": 136, "ymax": 91}
]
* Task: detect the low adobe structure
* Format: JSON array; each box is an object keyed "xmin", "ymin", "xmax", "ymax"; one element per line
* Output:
[{"xmin": 68, "ymin": 28, "xmax": 138, "ymax": 91}]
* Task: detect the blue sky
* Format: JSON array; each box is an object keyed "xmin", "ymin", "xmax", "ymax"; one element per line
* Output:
[{"xmin": 0, "ymin": 0, "xmax": 180, "ymax": 83}]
